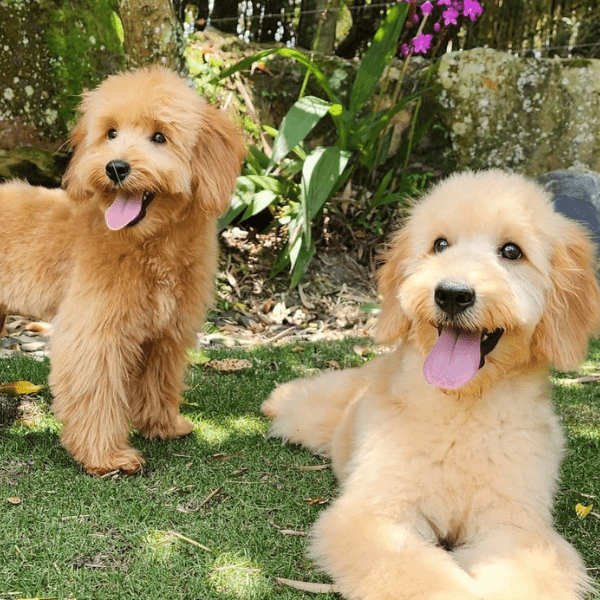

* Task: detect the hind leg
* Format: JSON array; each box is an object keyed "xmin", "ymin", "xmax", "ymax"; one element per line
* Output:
[{"xmin": 129, "ymin": 336, "xmax": 194, "ymax": 440}]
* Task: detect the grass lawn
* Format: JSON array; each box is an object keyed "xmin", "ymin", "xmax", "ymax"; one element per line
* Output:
[{"xmin": 0, "ymin": 337, "xmax": 599, "ymax": 600}]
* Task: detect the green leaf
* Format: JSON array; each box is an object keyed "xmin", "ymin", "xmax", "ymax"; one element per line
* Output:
[
  {"xmin": 349, "ymin": 3, "xmax": 410, "ymax": 116},
  {"xmin": 244, "ymin": 175, "xmax": 282, "ymax": 193},
  {"xmin": 300, "ymin": 146, "xmax": 351, "ymax": 247},
  {"xmin": 219, "ymin": 195, "xmax": 247, "ymax": 229},
  {"xmin": 242, "ymin": 190, "xmax": 277, "ymax": 219},
  {"xmin": 370, "ymin": 167, "xmax": 395, "ymax": 206},
  {"xmin": 218, "ymin": 48, "xmax": 339, "ymax": 105},
  {"xmin": 290, "ymin": 238, "xmax": 316, "ymax": 289},
  {"xmin": 270, "ymin": 96, "xmax": 331, "ymax": 167},
  {"xmin": 360, "ymin": 302, "xmax": 381, "ymax": 315},
  {"xmin": 246, "ymin": 145, "xmax": 271, "ymax": 171},
  {"xmin": 263, "ymin": 124, "xmax": 279, "ymax": 138}
]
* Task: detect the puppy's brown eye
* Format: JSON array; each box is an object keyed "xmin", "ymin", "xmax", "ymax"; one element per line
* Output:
[
  {"xmin": 151, "ymin": 132, "xmax": 167, "ymax": 144},
  {"xmin": 499, "ymin": 243, "xmax": 523, "ymax": 260},
  {"xmin": 107, "ymin": 128, "xmax": 117, "ymax": 140},
  {"xmin": 433, "ymin": 238, "xmax": 449, "ymax": 253}
]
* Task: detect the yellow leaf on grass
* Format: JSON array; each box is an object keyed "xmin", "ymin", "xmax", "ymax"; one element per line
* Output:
[
  {"xmin": 576, "ymin": 503, "xmax": 593, "ymax": 519},
  {"xmin": 0, "ymin": 381, "xmax": 44, "ymax": 396},
  {"xmin": 186, "ymin": 349, "xmax": 211, "ymax": 365}
]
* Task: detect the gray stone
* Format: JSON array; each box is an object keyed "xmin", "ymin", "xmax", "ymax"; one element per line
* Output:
[{"xmin": 437, "ymin": 48, "xmax": 600, "ymax": 176}]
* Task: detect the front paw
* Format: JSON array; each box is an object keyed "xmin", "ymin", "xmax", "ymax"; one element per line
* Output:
[
  {"xmin": 81, "ymin": 447, "xmax": 145, "ymax": 476},
  {"xmin": 261, "ymin": 381, "xmax": 297, "ymax": 418}
]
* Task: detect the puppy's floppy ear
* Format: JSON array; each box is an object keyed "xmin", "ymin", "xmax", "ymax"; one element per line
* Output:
[
  {"xmin": 375, "ymin": 226, "xmax": 413, "ymax": 344},
  {"xmin": 61, "ymin": 96, "xmax": 91, "ymax": 199},
  {"xmin": 191, "ymin": 104, "xmax": 245, "ymax": 214},
  {"xmin": 531, "ymin": 219, "xmax": 600, "ymax": 370}
]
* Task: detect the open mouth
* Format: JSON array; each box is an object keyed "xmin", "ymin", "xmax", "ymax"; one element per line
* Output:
[
  {"xmin": 105, "ymin": 190, "xmax": 156, "ymax": 231},
  {"xmin": 423, "ymin": 326, "xmax": 505, "ymax": 390}
]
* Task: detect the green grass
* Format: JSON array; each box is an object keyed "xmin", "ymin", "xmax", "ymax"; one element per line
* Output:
[{"xmin": 0, "ymin": 338, "xmax": 598, "ymax": 599}]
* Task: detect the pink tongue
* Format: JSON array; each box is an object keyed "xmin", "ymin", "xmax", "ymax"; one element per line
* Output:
[
  {"xmin": 423, "ymin": 327, "xmax": 481, "ymax": 389},
  {"xmin": 105, "ymin": 192, "xmax": 143, "ymax": 230}
]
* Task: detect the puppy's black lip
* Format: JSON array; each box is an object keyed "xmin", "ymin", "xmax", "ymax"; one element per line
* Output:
[
  {"xmin": 126, "ymin": 191, "xmax": 156, "ymax": 228},
  {"xmin": 479, "ymin": 327, "xmax": 504, "ymax": 368},
  {"xmin": 434, "ymin": 325, "xmax": 505, "ymax": 369}
]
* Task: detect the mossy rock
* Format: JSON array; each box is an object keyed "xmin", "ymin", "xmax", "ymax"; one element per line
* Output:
[
  {"xmin": 0, "ymin": 0, "xmax": 124, "ymax": 151},
  {"xmin": 437, "ymin": 48, "xmax": 600, "ymax": 175}
]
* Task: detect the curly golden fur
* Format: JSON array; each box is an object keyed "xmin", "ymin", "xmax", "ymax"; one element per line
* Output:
[
  {"xmin": 0, "ymin": 66, "xmax": 245, "ymax": 475},
  {"xmin": 262, "ymin": 170, "xmax": 599, "ymax": 600}
]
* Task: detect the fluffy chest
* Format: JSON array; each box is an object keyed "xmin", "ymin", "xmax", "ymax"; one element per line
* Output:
[
  {"xmin": 139, "ymin": 255, "xmax": 189, "ymax": 330},
  {"xmin": 350, "ymin": 374, "xmax": 564, "ymax": 511}
]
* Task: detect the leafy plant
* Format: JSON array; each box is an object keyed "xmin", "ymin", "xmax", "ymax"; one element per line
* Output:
[{"xmin": 218, "ymin": 1, "xmax": 483, "ymax": 286}]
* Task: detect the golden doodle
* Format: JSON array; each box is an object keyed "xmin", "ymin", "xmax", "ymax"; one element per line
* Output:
[
  {"xmin": 0, "ymin": 66, "xmax": 244, "ymax": 475},
  {"xmin": 263, "ymin": 171, "xmax": 599, "ymax": 600}
]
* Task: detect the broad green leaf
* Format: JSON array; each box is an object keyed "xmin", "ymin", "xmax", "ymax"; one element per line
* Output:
[
  {"xmin": 242, "ymin": 190, "xmax": 277, "ymax": 219},
  {"xmin": 219, "ymin": 196, "xmax": 247, "ymax": 229},
  {"xmin": 290, "ymin": 238, "xmax": 316, "ymax": 289},
  {"xmin": 246, "ymin": 145, "xmax": 271, "ymax": 171},
  {"xmin": 270, "ymin": 96, "xmax": 331, "ymax": 167},
  {"xmin": 300, "ymin": 146, "xmax": 351, "ymax": 246},
  {"xmin": 244, "ymin": 175, "xmax": 282, "ymax": 193},
  {"xmin": 349, "ymin": 3, "xmax": 410, "ymax": 116}
]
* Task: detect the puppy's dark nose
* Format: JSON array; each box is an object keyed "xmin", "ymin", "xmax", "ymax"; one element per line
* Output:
[
  {"xmin": 106, "ymin": 160, "xmax": 131, "ymax": 184},
  {"xmin": 434, "ymin": 281, "xmax": 476, "ymax": 316}
]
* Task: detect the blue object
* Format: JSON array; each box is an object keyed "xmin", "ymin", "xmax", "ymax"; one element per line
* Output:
[{"xmin": 537, "ymin": 170, "xmax": 600, "ymax": 257}]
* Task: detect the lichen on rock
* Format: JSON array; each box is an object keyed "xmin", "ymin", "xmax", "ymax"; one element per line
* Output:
[{"xmin": 437, "ymin": 48, "xmax": 600, "ymax": 175}]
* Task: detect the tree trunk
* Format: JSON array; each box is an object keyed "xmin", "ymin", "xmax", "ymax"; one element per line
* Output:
[
  {"xmin": 297, "ymin": 0, "xmax": 340, "ymax": 54},
  {"xmin": 116, "ymin": 0, "xmax": 184, "ymax": 70}
]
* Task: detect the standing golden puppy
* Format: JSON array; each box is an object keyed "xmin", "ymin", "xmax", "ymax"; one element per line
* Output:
[
  {"xmin": 0, "ymin": 67, "xmax": 245, "ymax": 475},
  {"xmin": 263, "ymin": 171, "xmax": 599, "ymax": 599}
]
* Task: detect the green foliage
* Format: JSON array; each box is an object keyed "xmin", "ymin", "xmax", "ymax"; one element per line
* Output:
[
  {"xmin": 218, "ymin": 3, "xmax": 430, "ymax": 287},
  {"xmin": 45, "ymin": 0, "xmax": 124, "ymax": 127}
]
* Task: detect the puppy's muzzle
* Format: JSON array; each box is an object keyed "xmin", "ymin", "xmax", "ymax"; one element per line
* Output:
[
  {"xmin": 106, "ymin": 160, "xmax": 131, "ymax": 185},
  {"xmin": 434, "ymin": 281, "xmax": 476, "ymax": 317}
]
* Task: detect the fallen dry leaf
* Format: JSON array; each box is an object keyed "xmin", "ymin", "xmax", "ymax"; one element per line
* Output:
[
  {"xmin": 206, "ymin": 358, "xmax": 252, "ymax": 372},
  {"xmin": 296, "ymin": 464, "xmax": 330, "ymax": 472},
  {"xmin": 24, "ymin": 321, "xmax": 52, "ymax": 335},
  {"xmin": 208, "ymin": 453, "xmax": 239, "ymax": 461},
  {"xmin": 270, "ymin": 520, "xmax": 307, "ymax": 536},
  {"xmin": 353, "ymin": 345, "xmax": 370, "ymax": 357},
  {"xmin": 275, "ymin": 577, "xmax": 339, "ymax": 594},
  {"xmin": 7, "ymin": 496, "xmax": 21, "ymax": 505},
  {"xmin": 304, "ymin": 496, "xmax": 329, "ymax": 506},
  {"xmin": 166, "ymin": 530, "xmax": 211, "ymax": 553},
  {"xmin": 199, "ymin": 487, "xmax": 223, "ymax": 508}
]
